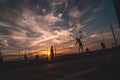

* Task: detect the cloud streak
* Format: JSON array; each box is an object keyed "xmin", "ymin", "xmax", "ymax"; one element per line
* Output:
[
  {"xmin": 0, "ymin": 0, "xmax": 117, "ymax": 53},
  {"xmin": 0, "ymin": 0, "xmax": 77, "ymax": 49}
]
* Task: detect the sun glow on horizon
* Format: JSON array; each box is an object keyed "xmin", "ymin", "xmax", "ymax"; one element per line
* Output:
[{"xmin": 0, "ymin": 0, "xmax": 119, "ymax": 60}]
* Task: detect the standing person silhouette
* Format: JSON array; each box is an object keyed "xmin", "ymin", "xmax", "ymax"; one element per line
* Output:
[
  {"xmin": 75, "ymin": 31, "xmax": 83, "ymax": 53},
  {"xmin": 50, "ymin": 46, "xmax": 54, "ymax": 60},
  {"xmin": 86, "ymin": 48, "xmax": 90, "ymax": 53},
  {"xmin": 100, "ymin": 41, "xmax": 106, "ymax": 49},
  {"xmin": 24, "ymin": 54, "xmax": 27, "ymax": 61},
  {"xmin": 0, "ymin": 50, "xmax": 3, "ymax": 63},
  {"xmin": 35, "ymin": 55, "xmax": 39, "ymax": 60}
]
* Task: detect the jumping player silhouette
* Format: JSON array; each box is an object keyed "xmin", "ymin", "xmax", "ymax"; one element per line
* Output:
[{"xmin": 75, "ymin": 31, "xmax": 83, "ymax": 53}]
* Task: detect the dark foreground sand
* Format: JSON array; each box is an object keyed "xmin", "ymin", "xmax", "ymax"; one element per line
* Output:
[{"xmin": 0, "ymin": 47, "xmax": 120, "ymax": 80}]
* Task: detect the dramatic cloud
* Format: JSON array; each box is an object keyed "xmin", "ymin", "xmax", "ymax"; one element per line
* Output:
[{"xmin": 0, "ymin": 0, "xmax": 119, "ymax": 53}]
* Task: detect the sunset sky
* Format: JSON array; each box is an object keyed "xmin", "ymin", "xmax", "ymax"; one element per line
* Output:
[{"xmin": 0, "ymin": 0, "xmax": 119, "ymax": 56}]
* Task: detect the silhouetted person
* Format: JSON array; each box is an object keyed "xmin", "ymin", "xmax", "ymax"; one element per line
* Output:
[
  {"xmin": 101, "ymin": 41, "xmax": 106, "ymax": 49},
  {"xmin": 35, "ymin": 55, "xmax": 39, "ymax": 60},
  {"xmin": 112, "ymin": 43, "xmax": 115, "ymax": 48},
  {"xmin": 24, "ymin": 54, "xmax": 27, "ymax": 61},
  {"xmin": 0, "ymin": 50, "xmax": 3, "ymax": 63},
  {"xmin": 50, "ymin": 46, "xmax": 54, "ymax": 60},
  {"xmin": 86, "ymin": 48, "xmax": 91, "ymax": 56},
  {"xmin": 75, "ymin": 37, "xmax": 83, "ymax": 53},
  {"xmin": 86, "ymin": 48, "xmax": 90, "ymax": 53}
]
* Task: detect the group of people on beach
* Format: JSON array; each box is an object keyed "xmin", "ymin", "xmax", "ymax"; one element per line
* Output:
[{"xmin": 0, "ymin": 31, "xmax": 107, "ymax": 62}]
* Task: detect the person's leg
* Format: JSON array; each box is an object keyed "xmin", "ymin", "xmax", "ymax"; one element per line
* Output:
[
  {"xmin": 79, "ymin": 46, "xmax": 82, "ymax": 53},
  {"xmin": 81, "ymin": 46, "xmax": 83, "ymax": 53},
  {"xmin": 78, "ymin": 46, "xmax": 80, "ymax": 53}
]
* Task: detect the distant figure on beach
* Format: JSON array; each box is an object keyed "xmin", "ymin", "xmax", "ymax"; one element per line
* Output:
[
  {"xmin": 75, "ymin": 37, "xmax": 83, "ymax": 53},
  {"xmin": 35, "ymin": 55, "xmax": 39, "ymax": 60},
  {"xmin": 50, "ymin": 46, "xmax": 54, "ymax": 60},
  {"xmin": 24, "ymin": 54, "xmax": 27, "ymax": 61},
  {"xmin": 86, "ymin": 48, "xmax": 91, "ymax": 55},
  {"xmin": 112, "ymin": 43, "xmax": 115, "ymax": 48},
  {"xmin": 86, "ymin": 48, "xmax": 90, "ymax": 53},
  {"xmin": 0, "ymin": 50, "xmax": 3, "ymax": 63},
  {"xmin": 100, "ymin": 41, "xmax": 106, "ymax": 49}
]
